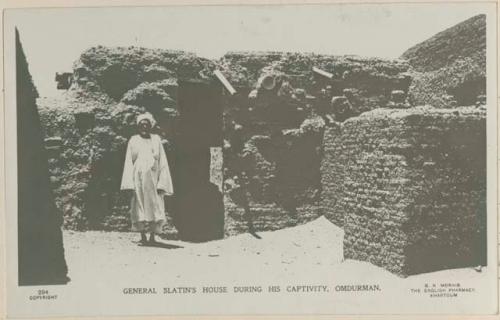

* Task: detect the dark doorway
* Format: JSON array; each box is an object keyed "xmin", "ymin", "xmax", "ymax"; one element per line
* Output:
[{"xmin": 170, "ymin": 80, "xmax": 224, "ymax": 242}]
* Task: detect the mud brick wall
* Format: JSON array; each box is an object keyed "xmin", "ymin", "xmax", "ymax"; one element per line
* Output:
[
  {"xmin": 16, "ymin": 31, "xmax": 68, "ymax": 285},
  {"xmin": 319, "ymin": 123, "xmax": 344, "ymax": 226},
  {"xmin": 220, "ymin": 52, "xmax": 411, "ymax": 234},
  {"xmin": 321, "ymin": 106, "xmax": 486, "ymax": 276},
  {"xmin": 223, "ymin": 115, "xmax": 325, "ymax": 234},
  {"xmin": 39, "ymin": 46, "xmax": 212, "ymax": 233},
  {"xmin": 224, "ymin": 198, "xmax": 321, "ymax": 237},
  {"xmin": 40, "ymin": 47, "xmax": 411, "ymax": 236},
  {"xmin": 402, "ymin": 15, "xmax": 485, "ymax": 108}
]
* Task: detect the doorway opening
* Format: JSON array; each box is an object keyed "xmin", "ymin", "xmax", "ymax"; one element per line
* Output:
[{"xmin": 170, "ymin": 79, "xmax": 224, "ymax": 242}]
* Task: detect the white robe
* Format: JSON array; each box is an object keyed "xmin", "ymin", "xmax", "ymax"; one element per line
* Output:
[{"xmin": 120, "ymin": 134, "xmax": 174, "ymax": 233}]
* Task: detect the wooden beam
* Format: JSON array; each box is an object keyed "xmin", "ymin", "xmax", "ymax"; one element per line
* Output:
[
  {"xmin": 312, "ymin": 66, "xmax": 333, "ymax": 79},
  {"xmin": 214, "ymin": 70, "xmax": 236, "ymax": 95}
]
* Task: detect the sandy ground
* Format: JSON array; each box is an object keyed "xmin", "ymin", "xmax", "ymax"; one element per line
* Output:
[
  {"xmin": 11, "ymin": 215, "xmax": 490, "ymax": 317},
  {"xmin": 63, "ymin": 216, "xmax": 489, "ymax": 286},
  {"xmin": 64, "ymin": 216, "xmax": 347, "ymax": 285}
]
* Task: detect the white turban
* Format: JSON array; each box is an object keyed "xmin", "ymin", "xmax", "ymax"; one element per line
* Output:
[{"xmin": 136, "ymin": 112, "xmax": 156, "ymax": 127}]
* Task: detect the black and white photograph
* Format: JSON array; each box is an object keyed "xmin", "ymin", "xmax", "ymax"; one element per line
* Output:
[{"xmin": 2, "ymin": 1, "xmax": 498, "ymax": 318}]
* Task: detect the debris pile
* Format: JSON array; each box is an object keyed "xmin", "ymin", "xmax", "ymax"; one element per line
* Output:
[
  {"xmin": 220, "ymin": 52, "xmax": 411, "ymax": 234},
  {"xmin": 403, "ymin": 14, "xmax": 486, "ymax": 108}
]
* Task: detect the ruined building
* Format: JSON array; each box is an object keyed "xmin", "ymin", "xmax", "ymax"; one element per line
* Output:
[
  {"xmin": 321, "ymin": 107, "xmax": 486, "ymax": 276},
  {"xmin": 36, "ymin": 14, "xmax": 487, "ymax": 276}
]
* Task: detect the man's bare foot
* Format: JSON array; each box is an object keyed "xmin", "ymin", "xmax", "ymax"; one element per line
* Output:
[
  {"xmin": 148, "ymin": 233, "xmax": 156, "ymax": 244},
  {"xmin": 139, "ymin": 233, "xmax": 148, "ymax": 245}
]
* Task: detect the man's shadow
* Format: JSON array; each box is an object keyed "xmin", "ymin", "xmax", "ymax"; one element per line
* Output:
[{"xmin": 137, "ymin": 241, "xmax": 183, "ymax": 249}]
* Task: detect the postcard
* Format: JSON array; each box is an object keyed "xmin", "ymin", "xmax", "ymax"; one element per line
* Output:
[{"xmin": 2, "ymin": 2, "xmax": 498, "ymax": 318}]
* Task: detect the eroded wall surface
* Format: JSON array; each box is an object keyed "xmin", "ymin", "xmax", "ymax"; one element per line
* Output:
[
  {"xmin": 39, "ymin": 48, "xmax": 412, "ymax": 237},
  {"xmin": 221, "ymin": 52, "xmax": 411, "ymax": 235},
  {"xmin": 321, "ymin": 106, "xmax": 486, "ymax": 276}
]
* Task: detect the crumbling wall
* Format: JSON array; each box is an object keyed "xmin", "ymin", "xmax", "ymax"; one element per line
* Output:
[
  {"xmin": 221, "ymin": 52, "xmax": 412, "ymax": 115},
  {"xmin": 319, "ymin": 123, "xmax": 343, "ymax": 226},
  {"xmin": 40, "ymin": 47, "xmax": 413, "ymax": 237},
  {"xmin": 402, "ymin": 14, "xmax": 486, "ymax": 108},
  {"xmin": 223, "ymin": 117, "xmax": 325, "ymax": 236},
  {"xmin": 321, "ymin": 106, "xmax": 486, "ymax": 276},
  {"xmin": 402, "ymin": 15, "xmax": 485, "ymax": 73},
  {"xmin": 40, "ymin": 93, "xmax": 183, "ymax": 236},
  {"xmin": 220, "ymin": 52, "xmax": 411, "ymax": 235},
  {"xmin": 39, "ymin": 47, "xmax": 217, "ymax": 235},
  {"xmin": 40, "ymin": 94, "xmax": 139, "ymax": 230},
  {"xmin": 72, "ymin": 46, "xmax": 214, "ymax": 98},
  {"xmin": 408, "ymin": 57, "xmax": 485, "ymax": 108}
]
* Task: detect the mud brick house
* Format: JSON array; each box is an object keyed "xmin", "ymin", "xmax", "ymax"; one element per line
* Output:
[
  {"xmin": 219, "ymin": 52, "xmax": 412, "ymax": 235},
  {"xmin": 39, "ymin": 47, "xmax": 413, "ymax": 238},
  {"xmin": 321, "ymin": 107, "xmax": 486, "ymax": 276},
  {"xmin": 37, "ymin": 13, "xmax": 487, "ymax": 277}
]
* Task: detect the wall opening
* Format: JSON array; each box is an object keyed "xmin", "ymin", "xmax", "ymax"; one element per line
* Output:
[{"xmin": 170, "ymin": 80, "xmax": 224, "ymax": 242}]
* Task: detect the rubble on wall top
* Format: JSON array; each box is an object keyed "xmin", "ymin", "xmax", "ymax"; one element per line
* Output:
[{"xmin": 348, "ymin": 105, "xmax": 486, "ymax": 122}]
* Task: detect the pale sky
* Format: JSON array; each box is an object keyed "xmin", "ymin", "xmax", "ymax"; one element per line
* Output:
[{"xmin": 6, "ymin": 3, "xmax": 493, "ymax": 97}]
